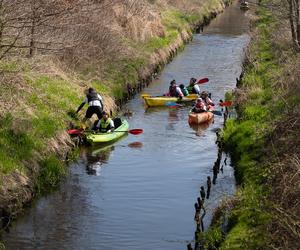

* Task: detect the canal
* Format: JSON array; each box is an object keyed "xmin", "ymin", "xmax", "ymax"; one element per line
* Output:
[{"xmin": 2, "ymin": 2, "xmax": 250, "ymax": 249}]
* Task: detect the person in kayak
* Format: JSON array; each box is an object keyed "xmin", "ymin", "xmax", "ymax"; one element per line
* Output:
[
  {"xmin": 187, "ymin": 77, "xmax": 201, "ymax": 95},
  {"xmin": 179, "ymin": 84, "xmax": 189, "ymax": 96},
  {"xmin": 93, "ymin": 111, "xmax": 115, "ymax": 133},
  {"xmin": 200, "ymin": 91, "xmax": 215, "ymax": 109},
  {"xmin": 76, "ymin": 87, "xmax": 104, "ymax": 122},
  {"xmin": 191, "ymin": 98, "xmax": 207, "ymax": 113},
  {"xmin": 168, "ymin": 80, "xmax": 183, "ymax": 99}
]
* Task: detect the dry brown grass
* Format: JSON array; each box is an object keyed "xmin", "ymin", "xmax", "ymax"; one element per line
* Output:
[{"xmin": 264, "ymin": 55, "xmax": 300, "ymax": 250}]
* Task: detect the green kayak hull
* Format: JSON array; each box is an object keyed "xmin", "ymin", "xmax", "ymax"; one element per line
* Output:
[{"xmin": 86, "ymin": 119, "xmax": 129, "ymax": 144}]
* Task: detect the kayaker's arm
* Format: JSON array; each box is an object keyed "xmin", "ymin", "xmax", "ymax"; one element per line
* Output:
[
  {"xmin": 76, "ymin": 102, "xmax": 85, "ymax": 113},
  {"xmin": 107, "ymin": 120, "xmax": 115, "ymax": 132}
]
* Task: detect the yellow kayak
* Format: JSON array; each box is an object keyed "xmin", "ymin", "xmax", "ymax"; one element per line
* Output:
[{"xmin": 142, "ymin": 94, "xmax": 198, "ymax": 107}]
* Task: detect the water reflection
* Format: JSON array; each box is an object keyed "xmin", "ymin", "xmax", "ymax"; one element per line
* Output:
[
  {"xmin": 203, "ymin": 1, "xmax": 250, "ymax": 36},
  {"xmin": 188, "ymin": 119, "xmax": 214, "ymax": 136},
  {"xmin": 2, "ymin": 0, "xmax": 248, "ymax": 248},
  {"xmin": 127, "ymin": 141, "xmax": 143, "ymax": 148},
  {"xmin": 83, "ymin": 145, "xmax": 115, "ymax": 175}
]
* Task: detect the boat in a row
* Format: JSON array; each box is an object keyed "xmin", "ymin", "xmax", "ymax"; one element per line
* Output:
[
  {"xmin": 68, "ymin": 118, "xmax": 131, "ymax": 144},
  {"xmin": 85, "ymin": 118, "xmax": 129, "ymax": 144},
  {"xmin": 68, "ymin": 93, "xmax": 220, "ymax": 144},
  {"xmin": 240, "ymin": 1, "xmax": 249, "ymax": 10},
  {"xmin": 142, "ymin": 93, "xmax": 215, "ymax": 125},
  {"xmin": 142, "ymin": 93, "xmax": 198, "ymax": 107},
  {"xmin": 188, "ymin": 110, "xmax": 214, "ymax": 125}
]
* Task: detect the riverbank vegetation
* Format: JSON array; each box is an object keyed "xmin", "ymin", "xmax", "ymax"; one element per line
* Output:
[
  {"xmin": 0, "ymin": 0, "xmax": 230, "ymax": 225},
  {"xmin": 203, "ymin": 0, "xmax": 300, "ymax": 249}
]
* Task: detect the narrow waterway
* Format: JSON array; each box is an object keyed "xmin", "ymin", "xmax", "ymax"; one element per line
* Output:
[{"xmin": 2, "ymin": 2, "xmax": 250, "ymax": 250}]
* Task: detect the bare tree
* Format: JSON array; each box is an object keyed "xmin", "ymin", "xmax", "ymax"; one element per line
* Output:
[{"xmin": 287, "ymin": 0, "xmax": 300, "ymax": 49}]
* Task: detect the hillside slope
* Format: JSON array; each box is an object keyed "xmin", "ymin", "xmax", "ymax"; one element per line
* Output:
[
  {"xmin": 0, "ymin": 0, "xmax": 230, "ymax": 225},
  {"xmin": 202, "ymin": 1, "xmax": 300, "ymax": 249}
]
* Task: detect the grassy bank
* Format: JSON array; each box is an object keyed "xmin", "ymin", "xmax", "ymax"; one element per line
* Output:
[
  {"xmin": 202, "ymin": 1, "xmax": 300, "ymax": 249},
  {"xmin": 0, "ymin": 0, "xmax": 229, "ymax": 219}
]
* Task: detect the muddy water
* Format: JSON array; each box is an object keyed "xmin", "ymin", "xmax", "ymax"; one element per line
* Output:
[{"xmin": 2, "ymin": 2, "xmax": 250, "ymax": 250}]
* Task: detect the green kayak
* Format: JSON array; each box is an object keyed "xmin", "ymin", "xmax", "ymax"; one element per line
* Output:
[{"xmin": 86, "ymin": 119, "xmax": 129, "ymax": 144}]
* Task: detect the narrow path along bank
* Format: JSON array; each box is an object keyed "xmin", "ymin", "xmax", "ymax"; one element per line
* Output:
[{"xmin": 1, "ymin": 2, "xmax": 250, "ymax": 250}]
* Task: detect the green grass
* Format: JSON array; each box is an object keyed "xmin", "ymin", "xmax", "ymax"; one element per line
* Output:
[
  {"xmin": 145, "ymin": 29, "xmax": 179, "ymax": 51},
  {"xmin": 0, "ymin": 0, "xmax": 231, "ymax": 196},
  {"xmin": 203, "ymin": 2, "xmax": 290, "ymax": 248},
  {"xmin": 36, "ymin": 155, "xmax": 66, "ymax": 193},
  {"xmin": 0, "ymin": 114, "xmax": 35, "ymax": 173}
]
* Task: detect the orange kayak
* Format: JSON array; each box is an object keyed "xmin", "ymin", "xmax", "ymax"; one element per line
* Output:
[{"xmin": 188, "ymin": 111, "xmax": 214, "ymax": 124}]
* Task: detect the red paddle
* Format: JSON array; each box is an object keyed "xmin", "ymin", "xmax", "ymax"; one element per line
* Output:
[
  {"xmin": 219, "ymin": 101, "xmax": 233, "ymax": 107},
  {"xmin": 197, "ymin": 78, "xmax": 209, "ymax": 84},
  {"xmin": 68, "ymin": 129, "xmax": 84, "ymax": 135},
  {"xmin": 122, "ymin": 129, "xmax": 143, "ymax": 135},
  {"xmin": 67, "ymin": 128, "xmax": 143, "ymax": 136}
]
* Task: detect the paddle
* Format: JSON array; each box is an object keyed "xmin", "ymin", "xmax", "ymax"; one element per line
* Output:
[
  {"xmin": 165, "ymin": 101, "xmax": 183, "ymax": 108},
  {"xmin": 141, "ymin": 78, "xmax": 209, "ymax": 98},
  {"xmin": 165, "ymin": 101, "xmax": 223, "ymax": 115},
  {"xmin": 189, "ymin": 110, "xmax": 223, "ymax": 116},
  {"xmin": 219, "ymin": 101, "xmax": 233, "ymax": 107},
  {"xmin": 68, "ymin": 129, "xmax": 84, "ymax": 136},
  {"xmin": 197, "ymin": 78, "xmax": 209, "ymax": 84},
  {"xmin": 210, "ymin": 110, "xmax": 222, "ymax": 116},
  {"xmin": 67, "ymin": 128, "xmax": 143, "ymax": 136}
]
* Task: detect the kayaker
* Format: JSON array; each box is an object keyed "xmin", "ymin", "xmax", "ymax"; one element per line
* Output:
[
  {"xmin": 76, "ymin": 87, "xmax": 104, "ymax": 122},
  {"xmin": 187, "ymin": 77, "xmax": 201, "ymax": 95},
  {"xmin": 191, "ymin": 98, "xmax": 207, "ymax": 113},
  {"xmin": 200, "ymin": 91, "xmax": 215, "ymax": 109},
  {"xmin": 168, "ymin": 80, "xmax": 184, "ymax": 99},
  {"xmin": 179, "ymin": 84, "xmax": 189, "ymax": 96},
  {"xmin": 93, "ymin": 111, "xmax": 115, "ymax": 133}
]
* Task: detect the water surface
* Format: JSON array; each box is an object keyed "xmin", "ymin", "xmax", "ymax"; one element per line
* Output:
[{"xmin": 2, "ymin": 2, "xmax": 250, "ymax": 249}]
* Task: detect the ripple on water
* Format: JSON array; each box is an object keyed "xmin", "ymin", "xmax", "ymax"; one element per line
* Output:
[{"xmin": 2, "ymin": 2, "xmax": 249, "ymax": 249}]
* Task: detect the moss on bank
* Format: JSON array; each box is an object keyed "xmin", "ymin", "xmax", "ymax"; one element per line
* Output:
[
  {"xmin": 203, "ymin": 1, "xmax": 300, "ymax": 249},
  {"xmin": 0, "ymin": 0, "xmax": 229, "ymax": 220}
]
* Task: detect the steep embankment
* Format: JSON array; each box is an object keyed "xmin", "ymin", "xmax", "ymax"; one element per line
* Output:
[
  {"xmin": 202, "ymin": 1, "xmax": 300, "ymax": 249},
  {"xmin": 0, "ymin": 0, "xmax": 231, "ymax": 226}
]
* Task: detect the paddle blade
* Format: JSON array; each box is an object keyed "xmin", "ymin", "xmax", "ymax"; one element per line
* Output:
[
  {"xmin": 219, "ymin": 101, "xmax": 233, "ymax": 107},
  {"xmin": 165, "ymin": 101, "xmax": 183, "ymax": 107},
  {"xmin": 211, "ymin": 110, "xmax": 223, "ymax": 116},
  {"xmin": 165, "ymin": 101, "xmax": 178, "ymax": 107},
  {"xmin": 67, "ymin": 129, "xmax": 83, "ymax": 135},
  {"xmin": 128, "ymin": 129, "xmax": 143, "ymax": 135},
  {"xmin": 197, "ymin": 78, "xmax": 209, "ymax": 84}
]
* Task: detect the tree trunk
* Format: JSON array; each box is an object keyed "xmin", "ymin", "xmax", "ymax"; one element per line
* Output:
[
  {"xmin": 288, "ymin": 0, "xmax": 297, "ymax": 45},
  {"xmin": 29, "ymin": 1, "xmax": 37, "ymax": 57},
  {"xmin": 295, "ymin": 0, "xmax": 300, "ymax": 47}
]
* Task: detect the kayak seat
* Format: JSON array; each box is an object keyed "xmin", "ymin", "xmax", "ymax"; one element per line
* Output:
[{"xmin": 113, "ymin": 117, "xmax": 122, "ymax": 129}]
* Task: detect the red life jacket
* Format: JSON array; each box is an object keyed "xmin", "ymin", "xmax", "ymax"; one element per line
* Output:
[{"xmin": 169, "ymin": 86, "xmax": 179, "ymax": 97}]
